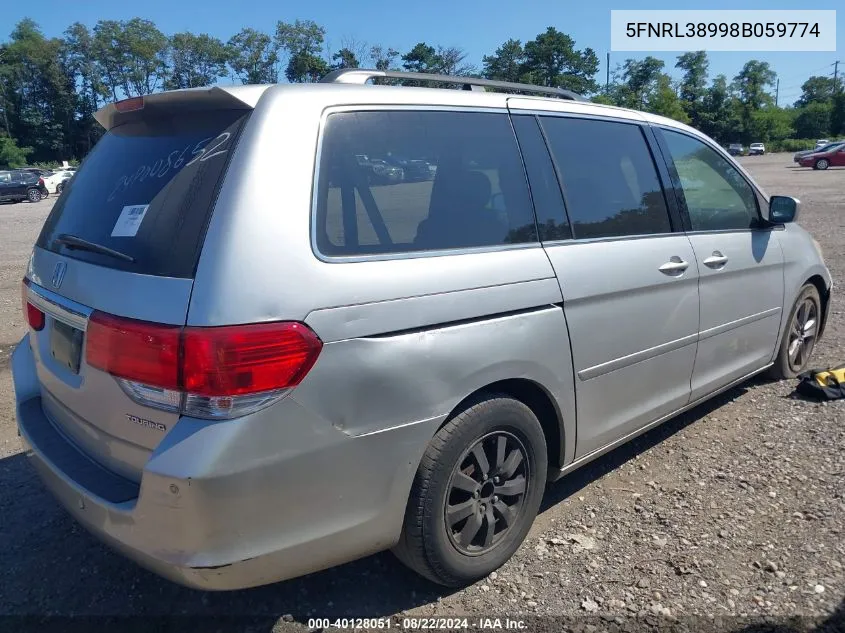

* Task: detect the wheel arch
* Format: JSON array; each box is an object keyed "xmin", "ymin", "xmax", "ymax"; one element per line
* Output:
[
  {"xmin": 806, "ymin": 274, "xmax": 831, "ymax": 339},
  {"xmin": 438, "ymin": 378, "xmax": 564, "ymax": 472}
]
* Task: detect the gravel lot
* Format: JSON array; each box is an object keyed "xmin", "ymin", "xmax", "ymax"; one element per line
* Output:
[{"xmin": 0, "ymin": 154, "xmax": 843, "ymax": 632}]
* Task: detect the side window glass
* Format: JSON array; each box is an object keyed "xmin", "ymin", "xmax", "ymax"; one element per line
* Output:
[
  {"xmin": 662, "ymin": 129, "xmax": 759, "ymax": 231},
  {"xmin": 540, "ymin": 117, "xmax": 672, "ymax": 239},
  {"xmin": 0, "ymin": 171, "xmax": 11, "ymax": 183},
  {"xmin": 511, "ymin": 115, "xmax": 570, "ymax": 241},
  {"xmin": 315, "ymin": 111, "xmax": 537, "ymax": 256}
]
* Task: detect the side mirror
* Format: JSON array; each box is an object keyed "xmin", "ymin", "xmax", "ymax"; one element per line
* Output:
[{"xmin": 768, "ymin": 195, "xmax": 800, "ymax": 224}]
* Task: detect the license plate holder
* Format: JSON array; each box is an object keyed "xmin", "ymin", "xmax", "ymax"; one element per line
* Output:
[{"xmin": 50, "ymin": 319, "xmax": 84, "ymax": 375}]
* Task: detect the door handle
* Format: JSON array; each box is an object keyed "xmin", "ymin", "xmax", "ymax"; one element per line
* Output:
[
  {"xmin": 703, "ymin": 251, "xmax": 729, "ymax": 269},
  {"xmin": 658, "ymin": 257, "xmax": 689, "ymax": 275}
]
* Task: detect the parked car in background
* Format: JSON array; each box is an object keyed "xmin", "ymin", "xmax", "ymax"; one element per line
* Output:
[
  {"xmin": 367, "ymin": 158, "xmax": 404, "ymax": 184},
  {"xmin": 798, "ymin": 143, "xmax": 845, "ymax": 170},
  {"xmin": 749, "ymin": 143, "xmax": 765, "ymax": 155},
  {"xmin": 0, "ymin": 170, "xmax": 49, "ymax": 203},
  {"xmin": 728, "ymin": 143, "xmax": 744, "ymax": 156},
  {"xmin": 815, "ymin": 139, "xmax": 830, "ymax": 150},
  {"xmin": 43, "ymin": 169, "xmax": 77, "ymax": 194},
  {"xmin": 794, "ymin": 142, "xmax": 842, "ymax": 163},
  {"xmin": 384, "ymin": 155, "xmax": 433, "ymax": 181},
  {"xmin": 12, "ymin": 70, "xmax": 832, "ymax": 592}
]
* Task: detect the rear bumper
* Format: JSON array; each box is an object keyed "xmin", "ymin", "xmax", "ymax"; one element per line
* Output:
[{"xmin": 12, "ymin": 334, "xmax": 439, "ymax": 590}]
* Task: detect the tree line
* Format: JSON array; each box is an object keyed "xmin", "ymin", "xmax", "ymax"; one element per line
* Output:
[{"xmin": 1, "ymin": 17, "xmax": 843, "ymax": 166}]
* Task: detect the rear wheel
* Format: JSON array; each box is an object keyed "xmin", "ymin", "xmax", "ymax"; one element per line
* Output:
[
  {"xmin": 393, "ymin": 394, "xmax": 547, "ymax": 586},
  {"xmin": 770, "ymin": 284, "xmax": 821, "ymax": 379},
  {"xmin": 27, "ymin": 188, "xmax": 40, "ymax": 203},
  {"xmin": 56, "ymin": 182, "xmax": 64, "ymax": 194},
  {"xmin": 815, "ymin": 158, "xmax": 830, "ymax": 170}
]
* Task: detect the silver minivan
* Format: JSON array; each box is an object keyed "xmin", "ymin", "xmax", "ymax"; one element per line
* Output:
[{"xmin": 12, "ymin": 69, "xmax": 832, "ymax": 590}]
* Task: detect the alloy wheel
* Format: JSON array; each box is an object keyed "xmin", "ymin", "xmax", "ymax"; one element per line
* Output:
[
  {"xmin": 787, "ymin": 298, "xmax": 818, "ymax": 373},
  {"xmin": 445, "ymin": 431, "xmax": 529, "ymax": 556}
]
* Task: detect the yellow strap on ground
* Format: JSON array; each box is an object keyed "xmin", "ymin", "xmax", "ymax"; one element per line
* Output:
[{"xmin": 814, "ymin": 367, "xmax": 845, "ymax": 386}]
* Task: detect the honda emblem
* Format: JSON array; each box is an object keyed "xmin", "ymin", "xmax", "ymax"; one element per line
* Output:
[{"xmin": 51, "ymin": 262, "xmax": 67, "ymax": 289}]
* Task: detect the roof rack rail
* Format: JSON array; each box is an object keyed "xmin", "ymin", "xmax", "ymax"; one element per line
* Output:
[{"xmin": 320, "ymin": 68, "xmax": 586, "ymax": 102}]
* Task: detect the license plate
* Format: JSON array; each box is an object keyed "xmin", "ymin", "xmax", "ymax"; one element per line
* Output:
[{"xmin": 50, "ymin": 320, "xmax": 84, "ymax": 374}]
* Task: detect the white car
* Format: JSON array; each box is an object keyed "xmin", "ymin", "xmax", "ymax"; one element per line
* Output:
[
  {"xmin": 749, "ymin": 143, "xmax": 765, "ymax": 155},
  {"xmin": 815, "ymin": 139, "xmax": 830, "ymax": 150},
  {"xmin": 42, "ymin": 169, "xmax": 76, "ymax": 194}
]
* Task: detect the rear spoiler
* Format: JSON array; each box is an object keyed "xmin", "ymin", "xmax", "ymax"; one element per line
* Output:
[{"xmin": 94, "ymin": 85, "xmax": 270, "ymax": 131}]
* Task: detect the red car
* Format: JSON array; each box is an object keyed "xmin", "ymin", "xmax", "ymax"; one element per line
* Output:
[{"xmin": 798, "ymin": 142, "xmax": 845, "ymax": 170}]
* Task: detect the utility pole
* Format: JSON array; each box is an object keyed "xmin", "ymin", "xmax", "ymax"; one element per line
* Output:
[
  {"xmin": 775, "ymin": 78, "xmax": 779, "ymax": 107},
  {"xmin": 834, "ymin": 60, "xmax": 840, "ymax": 93},
  {"xmin": 606, "ymin": 52, "xmax": 610, "ymax": 93}
]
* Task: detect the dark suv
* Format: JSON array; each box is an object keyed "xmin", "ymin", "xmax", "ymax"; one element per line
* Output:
[{"xmin": 0, "ymin": 170, "xmax": 49, "ymax": 203}]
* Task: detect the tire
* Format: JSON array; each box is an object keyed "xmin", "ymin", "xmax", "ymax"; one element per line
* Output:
[
  {"xmin": 56, "ymin": 182, "xmax": 64, "ymax": 194},
  {"xmin": 27, "ymin": 188, "xmax": 41, "ymax": 203},
  {"xmin": 815, "ymin": 158, "xmax": 829, "ymax": 170},
  {"xmin": 769, "ymin": 284, "xmax": 821, "ymax": 380},
  {"xmin": 393, "ymin": 394, "xmax": 547, "ymax": 586}
]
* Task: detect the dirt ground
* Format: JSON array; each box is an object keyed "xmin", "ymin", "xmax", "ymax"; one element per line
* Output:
[{"xmin": 0, "ymin": 154, "xmax": 843, "ymax": 631}]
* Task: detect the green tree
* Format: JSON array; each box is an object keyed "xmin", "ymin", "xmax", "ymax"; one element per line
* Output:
[
  {"xmin": 698, "ymin": 74, "xmax": 742, "ymax": 143},
  {"xmin": 794, "ymin": 102, "xmax": 832, "ymax": 138},
  {"xmin": 732, "ymin": 60, "xmax": 776, "ymax": 142},
  {"xmin": 648, "ymin": 74, "xmax": 690, "ymax": 123},
  {"xmin": 482, "ymin": 39, "xmax": 526, "ymax": 83},
  {"xmin": 0, "ymin": 134, "xmax": 32, "ymax": 167},
  {"xmin": 620, "ymin": 56, "xmax": 665, "ymax": 109},
  {"xmin": 227, "ymin": 28, "xmax": 278, "ymax": 84},
  {"xmin": 62, "ymin": 23, "xmax": 106, "ymax": 155},
  {"xmin": 0, "ymin": 19, "xmax": 76, "ymax": 161},
  {"xmin": 276, "ymin": 20, "xmax": 328, "ymax": 83},
  {"xmin": 402, "ymin": 42, "xmax": 439, "ymax": 73},
  {"xmin": 795, "ymin": 76, "xmax": 836, "ymax": 107},
  {"xmin": 331, "ymin": 48, "xmax": 359, "ymax": 70},
  {"xmin": 831, "ymin": 92, "xmax": 845, "ymax": 136},
  {"xmin": 675, "ymin": 51, "xmax": 709, "ymax": 127},
  {"xmin": 285, "ymin": 50, "xmax": 328, "ymax": 83},
  {"xmin": 166, "ymin": 32, "xmax": 229, "ymax": 89},
  {"xmin": 91, "ymin": 20, "xmax": 126, "ymax": 100},
  {"xmin": 120, "ymin": 18, "xmax": 168, "ymax": 95},
  {"xmin": 750, "ymin": 107, "xmax": 795, "ymax": 142},
  {"xmin": 522, "ymin": 27, "xmax": 599, "ymax": 94}
]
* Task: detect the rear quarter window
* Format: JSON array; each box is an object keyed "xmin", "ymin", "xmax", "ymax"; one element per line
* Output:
[
  {"xmin": 314, "ymin": 110, "xmax": 537, "ymax": 257},
  {"xmin": 37, "ymin": 109, "xmax": 249, "ymax": 278}
]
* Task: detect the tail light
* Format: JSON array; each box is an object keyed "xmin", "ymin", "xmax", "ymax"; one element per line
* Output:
[
  {"xmin": 38, "ymin": 177, "xmax": 45, "ymax": 187},
  {"xmin": 114, "ymin": 96, "xmax": 144, "ymax": 113},
  {"xmin": 86, "ymin": 312, "xmax": 322, "ymax": 419},
  {"xmin": 21, "ymin": 281, "xmax": 45, "ymax": 331}
]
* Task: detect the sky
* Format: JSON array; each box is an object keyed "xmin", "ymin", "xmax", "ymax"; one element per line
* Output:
[{"xmin": 2, "ymin": 0, "xmax": 842, "ymax": 106}]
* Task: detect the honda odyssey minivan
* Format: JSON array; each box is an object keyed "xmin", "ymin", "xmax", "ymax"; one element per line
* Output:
[{"xmin": 12, "ymin": 69, "xmax": 832, "ymax": 590}]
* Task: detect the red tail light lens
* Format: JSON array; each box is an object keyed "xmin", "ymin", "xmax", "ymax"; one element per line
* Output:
[
  {"xmin": 86, "ymin": 312, "xmax": 180, "ymax": 389},
  {"xmin": 114, "ymin": 96, "xmax": 144, "ymax": 113},
  {"xmin": 85, "ymin": 311, "xmax": 323, "ymax": 418},
  {"xmin": 22, "ymin": 281, "xmax": 45, "ymax": 331},
  {"xmin": 38, "ymin": 177, "xmax": 45, "ymax": 186},
  {"xmin": 182, "ymin": 322, "xmax": 323, "ymax": 397},
  {"xmin": 27, "ymin": 303, "xmax": 45, "ymax": 331}
]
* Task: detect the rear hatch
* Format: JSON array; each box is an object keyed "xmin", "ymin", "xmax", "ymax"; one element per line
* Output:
[{"xmin": 23, "ymin": 93, "xmax": 253, "ymax": 482}]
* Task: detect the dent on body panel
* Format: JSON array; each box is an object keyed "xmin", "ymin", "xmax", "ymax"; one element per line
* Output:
[{"xmin": 291, "ymin": 307, "xmax": 574, "ymax": 439}]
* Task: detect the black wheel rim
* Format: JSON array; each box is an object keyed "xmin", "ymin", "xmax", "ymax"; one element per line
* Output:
[
  {"xmin": 788, "ymin": 298, "xmax": 818, "ymax": 372},
  {"xmin": 444, "ymin": 430, "xmax": 529, "ymax": 556}
]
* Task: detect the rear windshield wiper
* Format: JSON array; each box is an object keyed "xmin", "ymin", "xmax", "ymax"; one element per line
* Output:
[{"xmin": 53, "ymin": 234, "xmax": 136, "ymax": 263}]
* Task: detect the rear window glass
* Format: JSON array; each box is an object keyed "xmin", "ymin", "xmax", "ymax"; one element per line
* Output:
[
  {"xmin": 314, "ymin": 110, "xmax": 537, "ymax": 257},
  {"xmin": 37, "ymin": 109, "xmax": 249, "ymax": 278}
]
